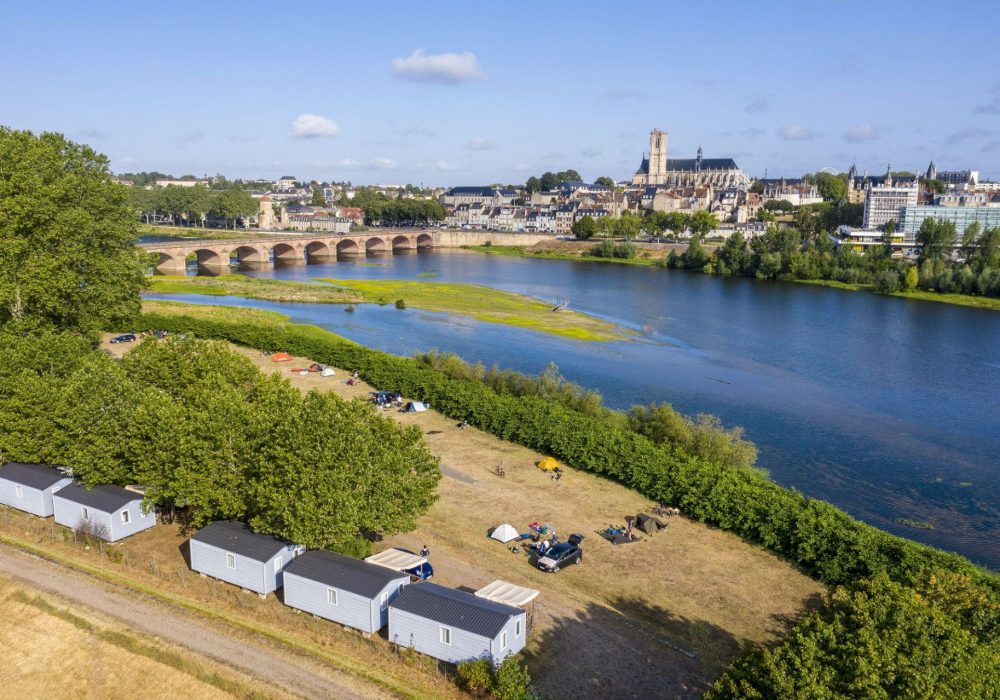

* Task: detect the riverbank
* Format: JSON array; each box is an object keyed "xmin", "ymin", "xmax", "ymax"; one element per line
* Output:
[
  {"xmin": 148, "ymin": 274, "xmax": 629, "ymax": 342},
  {"xmin": 794, "ymin": 279, "xmax": 1000, "ymax": 311}
]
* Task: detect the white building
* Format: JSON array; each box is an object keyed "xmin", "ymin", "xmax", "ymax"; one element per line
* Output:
[{"xmin": 863, "ymin": 179, "xmax": 919, "ymax": 229}]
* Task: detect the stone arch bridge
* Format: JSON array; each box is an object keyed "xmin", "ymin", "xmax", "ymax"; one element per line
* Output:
[{"xmin": 140, "ymin": 229, "xmax": 555, "ymax": 274}]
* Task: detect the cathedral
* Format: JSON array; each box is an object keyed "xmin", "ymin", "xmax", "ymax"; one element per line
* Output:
[{"xmin": 632, "ymin": 129, "xmax": 749, "ymax": 188}]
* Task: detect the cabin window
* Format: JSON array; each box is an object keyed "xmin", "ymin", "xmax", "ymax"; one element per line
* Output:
[
  {"xmin": 515, "ymin": 619, "xmax": 522, "ymax": 637},
  {"xmin": 500, "ymin": 631, "xmax": 508, "ymax": 650},
  {"xmin": 327, "ymin": 588, "xmax": 338, "ymax": 606},
  {"xmin": 121, "ymin": 509, "xmax": 130, "ymax": 525},
  {"xmin": 14, "ymin": 485, "xmax": 22, "ymax": 499},
  {"xmin": 439, "ymin": 626, "xmax": 452, "ymax": 645},
  {"xmin": 81, "ymin": 506, "xmax": 89, "ymax": 521},
  {"xmin": 274, "ymin": 556, "xmax": 283, "ymax": 573},
  {"xmin": 226, "ymin": 553, "xmax": 236, "ymax": 569}
]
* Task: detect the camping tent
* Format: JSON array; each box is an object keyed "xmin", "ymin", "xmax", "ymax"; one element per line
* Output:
[
  {"xmin": 490, "ymin": 523, "xmax": 520, "ymax": 543},
  {"xmin": 271, "ymin": 352, "xmax": 293, "ymax": 363},
  {"xmin": 537, "ymin": 457, "xmax": 560, "ymax": 472},
  {"xmin": 635, "ymin": 513, "xmax": 665, "ymax": 535},
  {"xmin": 320, "ymin": 367, "xmax": 335, "ymax": 377},
  {"xmin": 403, "ymin": 401, "xmax": 428, "ymax": 412}
]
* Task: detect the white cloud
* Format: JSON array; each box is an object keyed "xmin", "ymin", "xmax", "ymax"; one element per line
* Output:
[
  {"xmin": 777, "ymin": 125, "xmax": 817, "ymax": 141},
  {"xmin": 369, "ymin": 157, "xmax": 398, "ymax": 170},
  {"xmin": 290, "ymin": 114, "xmax": 341, "ymax": 139},
  {"xmin": 843, "ymin": 125, "xmax": 880, "ymax": 143},
  {"xmin": 336, "ymin": 158, "xmax": 358, "ymax": 169},
  {"xmin": 434, "ymin": 160, "xmax": 456, "ymax": 171},
  {"xmin": 465, "ymin": 137, "xmax": 496, "ymax": 151},
  {"xmin": 391, "ymin": 49, "xmax": 487, "ymax": 84}
]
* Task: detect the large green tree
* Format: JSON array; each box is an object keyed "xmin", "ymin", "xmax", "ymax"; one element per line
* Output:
[
  {"xmin": 212, "ymin": 188, "xmax": 257, "ymax": 229},
  {"xmin": 571, "ymin": 215, "xmax": 597, "ymax": 240},
  {"xmin": 916, "ymin": 218, "xmax": 958, "ymax": 262},
  {"xmin": 688, "ymin": 210, "xmax": 719, "ymax": 238},
  {"xmin": 0, "ymin": 128, "xmax": 146, "ymax": 334}
]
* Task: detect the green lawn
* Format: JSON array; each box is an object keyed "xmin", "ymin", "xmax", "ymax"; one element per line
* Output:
[
  {"xmin": 464, "ymin": 244, "xmax": 662, "ymax": 266},
  {"xmin": 317, "ymin": 277, "xmax": 629, "ymax": 341},
  {"xmin": 147, "ymin": 275, "xmax": 360, "ymax": 304}
]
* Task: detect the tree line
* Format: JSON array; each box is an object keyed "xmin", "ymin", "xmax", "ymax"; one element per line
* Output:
[
  {"xmin": 342, "ymin": 187, "xmax": 446, "ymax": 226},
  {"xmin": 669, "ymin": 218, "xmax": 1000, "ymax": 299},
  {"xmin": 128, "ymin": 184, "xmax": 258, "ymax": 229}
]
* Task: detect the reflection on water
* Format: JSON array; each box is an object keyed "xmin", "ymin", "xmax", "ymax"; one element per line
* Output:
[{"xmin": 148, "ymin": 249, "xmax": 1000, "ymax": 569}]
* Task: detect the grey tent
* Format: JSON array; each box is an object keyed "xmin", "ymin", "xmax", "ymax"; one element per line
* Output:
[{"xmin": 635, "ymin": 513, "xmax": 665, "ymax": 535}]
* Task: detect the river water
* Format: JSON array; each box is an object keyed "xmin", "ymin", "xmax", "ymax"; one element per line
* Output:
[{"xmin": 148, "ymin": 250, "xmax": 1000, "ymax": 569}]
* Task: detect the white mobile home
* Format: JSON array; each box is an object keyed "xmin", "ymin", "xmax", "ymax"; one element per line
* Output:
[
  {"xmin": 52, "ymin": 483, "xmax": 155, "ymax": 542},
  {"xmin": 283, "ymin": 550, "xmax": 409, "ymax": 633},
  {"xmin": 189, "ymin": 521, "xmax": 300, "ymax": 596},
  {"xmin": 0, "ymin": 463, "xmax": 73, "ymax": 517},
  {"xmin": 389, "ymin": 583, "xmax": 526, "ymax": 664}
]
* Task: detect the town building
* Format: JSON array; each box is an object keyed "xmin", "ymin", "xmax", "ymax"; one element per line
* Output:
[
  {"xmin": 283, "ymin": 550, "xmax": 410, "ymax": 634},
  {"xmin": 388, "ymin": 582, "xmax": 526, "ymax": 665},
  {"xmin": 189, "ymin": 521, "xmax": 302, "ymax": 596},
  {"xmin": 899, "ymin": 205, "xmax": 1000, "ymax": 239},
  {"xmin": 632, "ymin": 129, "xmax": 748, "ymax": 188},
  {"xmin": 52, "ymin": 483, "xmax": 156, "ymax": 542},
  {"xmin": 925, "ymin": 161, "xmax": 979, "ymax": 191},
  {"xmin": 759, "ymin": 179, "xmax": 823, "ymax": 206},
  {"xmin": 862, "ymin": 168, "xmax": 919, "ymax": 229},
  {"xmin": 0, "ymin": 463, "xmax": 73, "ymax": 517}
]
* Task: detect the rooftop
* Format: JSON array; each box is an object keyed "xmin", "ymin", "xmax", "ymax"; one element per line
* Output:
[
  {"xmin": 54, "ymin": 482, "xmax": 142, "ymax": 513},
  {"xmin": 0, "ymin": 463, "xmax": 71, "ymax": 491},
  {"xmin": 190, "ymin": 521, "xmax": 290, "ymax": 562},
  {"xmin": 286, "ymin": 550, "xmax": 407, "ymax": 598},
  {"xmin": 391, "ymin": 582, "xmax": 522, "ymax": 638}
]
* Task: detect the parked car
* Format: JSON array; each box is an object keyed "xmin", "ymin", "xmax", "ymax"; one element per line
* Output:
[
  {"xmin": 110, "ymin": 333, "xmax": 136, "ymax": 344},
  {"xmin": 536, "ymin": 534, "xmax": 583, "ymax": 573}
]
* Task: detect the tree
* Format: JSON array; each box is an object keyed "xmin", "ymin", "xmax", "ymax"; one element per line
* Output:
[
  {"xmin": 595, "ymin": 176, "xmax": 616, "ymax": 188},
  {"xmin": 310, "ymin": 187, "xmax": 326, "ymax": 207},
  {"xmin": 213, "ymin": 188, "xmax": 257, "ymax": 229},
  {"xmin": 688, "ymin": 210, "xmax": 718, "ymax": 238},
  {"xmin": 916, "ymin": 218, "xmax": 957, "ymax": 262},
  {"xmin": 525, "ymin": 176, "xmax": 541, "ymax": 193},
  {"xmin": 663, "ymin": 212, "xmax": 690, "ymax": 240},
  {"xmin": 571, "ymin": 215, "xmax": 597, "ymax": 240},
  {"xmin": 920, "ymin": 178, "xmax": 946, "ymax": 194},
  {"xmin": 0, "ymin": 128, "xmax": 147, "ymax": 335},
  {"xmin": 749, "ymin": 180, "xmax": 765, "ymax": 194},
  {"xmin": 904, "ymin": 265, "xmax": 919, "ymax": 291},
  {"xmin": 812, "ymin": 172, "xmax": 848, "ymax": 202}
]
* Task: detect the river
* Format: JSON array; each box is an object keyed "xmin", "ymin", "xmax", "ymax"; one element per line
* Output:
[{"xmin": 147, "ymin": 250, "xmax": 1000, "ymax": 570}]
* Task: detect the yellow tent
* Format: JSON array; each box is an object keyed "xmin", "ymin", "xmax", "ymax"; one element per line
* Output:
[{"xmin": 537, "ymin": 457, "xmax": 560, "ymax": 472}]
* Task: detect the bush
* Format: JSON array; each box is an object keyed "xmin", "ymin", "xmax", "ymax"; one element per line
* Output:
[
  {"xmin": 395, "ymin": 299, "xmax": 406, "ymax": 309},
  {"xmin": 456, "ymin": 656, "xmax": 536, "ymax": 700},
  {"xmin": 874, "ymin": 269, "xmax": 901, "ymax": 293}
]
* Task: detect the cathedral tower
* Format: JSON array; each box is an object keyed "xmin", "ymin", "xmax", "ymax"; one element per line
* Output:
[{"xmin": 648, "ymin": 129, "xmax": 668, "ymax": 185}]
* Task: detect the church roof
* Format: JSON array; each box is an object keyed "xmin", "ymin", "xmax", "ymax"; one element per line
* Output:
[
  {"xmin": 635, "ymin": 157, "xmax": 650, "ymax": 175},
  {"xmin": 635, "ymin": 156, "xmax": 741, "ymax": 175}
]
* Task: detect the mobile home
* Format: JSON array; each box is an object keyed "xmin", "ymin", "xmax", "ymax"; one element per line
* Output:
[
  {"xmin": 0, "ymin": 463, "xmax": 73, "ymax": 517},
  {"xmin": 189, "ymin": 521, "xmax": 300, "ymax": 596},
  {"xmin": 52, "ymin": 483, "xmax": 155, "ymax": 541}
]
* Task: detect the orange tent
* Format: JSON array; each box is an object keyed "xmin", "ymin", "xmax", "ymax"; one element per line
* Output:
[{"xmin": 271, "ymin": 352, "xmax": 293, "ymax": 362}]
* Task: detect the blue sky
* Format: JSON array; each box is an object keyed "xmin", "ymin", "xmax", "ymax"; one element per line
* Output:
[{"xmin": 4, "ymin": 1, "xmax": 999, "ymax": 185}]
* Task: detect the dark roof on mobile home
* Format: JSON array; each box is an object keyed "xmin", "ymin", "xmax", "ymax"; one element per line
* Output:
[
  {"xmin": 190, "ymin": 521, "xmax": 290, "ymax": 562},
  {"xmin": 391, "ymin": 582, "xmax": 521, "ymax": 638},
  {"xmin": 285, "ymin": 550, "xmax": 406, "ymax": 598},
  {"xmin": 0, "ymin": 463, "xmax": 71, "ymax": 491},
  {"xmin": 54, "ymin": 482, "xmax": 142, "ymax": 513}
]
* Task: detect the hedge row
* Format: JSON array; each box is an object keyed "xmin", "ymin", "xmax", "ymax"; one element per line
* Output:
[{"xmin": 137, "ymin": 310, "xmax": 1000, "ymax": 609}]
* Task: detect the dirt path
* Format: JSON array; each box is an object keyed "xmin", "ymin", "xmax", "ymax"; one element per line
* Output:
[{"xmin": 0, "ymin": 544, "xmax": 386, "ymax": 700}]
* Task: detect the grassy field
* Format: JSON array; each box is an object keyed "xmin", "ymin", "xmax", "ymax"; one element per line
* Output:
[
  {"xmin": 0, "ymin": 575, "xmax": 276, "ymax": 700},
  {"xmin": 795, "ymin": 279, "xmax": 1000, "ymax": 311},
  {"xmin": 148, "ymin": 274, "xmax": 361, "ymax": 304},
  {"xmin": 464, "ymin": 244, "xmax": 664, "ymax": 266},
  {"xmin": 318, "ymin": 277, "xmax": 628, "ymax": 341}
]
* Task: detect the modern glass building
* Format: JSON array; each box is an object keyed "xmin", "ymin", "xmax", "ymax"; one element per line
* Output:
[{"xmin": 899, "ymin": 205, "xmax": 1000, "ymax": 240}]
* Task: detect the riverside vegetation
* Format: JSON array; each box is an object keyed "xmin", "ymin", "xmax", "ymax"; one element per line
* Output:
[{"xmin": 3, "ymin": 127, "xmax": 999, "ymax": 698}]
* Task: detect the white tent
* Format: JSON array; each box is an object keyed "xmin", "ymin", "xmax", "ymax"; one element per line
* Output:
[
  {"xmin": 490, "ymin": 523, "xmax": 520, "ymax": 543},
  {"xmin": 475, "ymin": 580, "xmax": 540, "ymax": 607},
  {"xmin": 320, "ymin": 367, "xmax": 335, "ymax": 377}
]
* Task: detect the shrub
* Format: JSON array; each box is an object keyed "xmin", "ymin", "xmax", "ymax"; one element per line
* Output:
[
  {"xmin": 456, "ymin": 657, "xmax": 493, "ymax": 695},
  {"xmin": 395, "ymin": 299, "xmax": 406, "ymax": 309},
  {"xmin": 874, "ymin": 269, "xmax": 901, "ymax": 293},
  {"xmin": 456, "ymin": 656, "xmax": 536, "ymax": 700},
  {"xmin": 590, "ymin": 240, "xmax": 616, "ymax": 258}
]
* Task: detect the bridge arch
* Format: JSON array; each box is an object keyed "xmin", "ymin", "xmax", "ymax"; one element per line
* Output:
[
  {"xmin": 416, "ymin": 233, "xmax": 434, "ymax": 249},
  {"xmin": 365, "ymin": 237, "xmax": 387, "ymax": 255},
  {"xmin": 272, "ymin": 242, "xmax": 301, "ymax": 263},
  {"xmin": 232, "ymin": 245, "xmax": 266, "ymax": 264},
  {"xmin": 153, "ymin": 251, "xmax": 186, "ymax": 274},
  {"xmin": 193, "ymin": 248, "xmax": 228, "ymax": 267},
  {"xmin": 391, "ymin": 235, "xmax": 413, "ymax": 252},
  {"xmin": 305, "ymin": 241, "xmax": 333, "ymax": 261},
  {"xmin": 336, "ymin": 239, "xmax": 359, "ymax": 257}
]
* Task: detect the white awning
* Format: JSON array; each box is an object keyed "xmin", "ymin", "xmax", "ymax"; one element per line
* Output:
[
  {"xmin": 474, "ymin": 580, "xmax": 540, "ymax": 607},
  {"xmin": 365, "ymin": 548, "xmax": 427, "ymax": 572}
]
